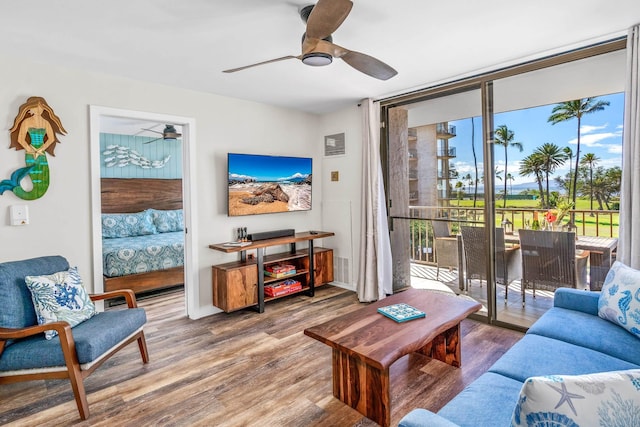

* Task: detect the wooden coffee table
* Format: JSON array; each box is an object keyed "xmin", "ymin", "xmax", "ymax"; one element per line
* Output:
[{"xmin": 304, "ymin": 288, "xmax": 481, "ymax": 427}]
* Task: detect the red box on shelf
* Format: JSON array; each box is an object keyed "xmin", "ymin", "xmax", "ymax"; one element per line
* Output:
[
  {"xmin": 265, "ymin": 264, "xmax": 296, "ymax": 274},
  {"xmin": 264, "ymin": 263, "xmax": 297, "ymax": 278},
  {"xmin": 264, "ymin": 279, "xmax": 302, "ymax": 297},
  {"xmin": 264, "ymin": 270, "xmax": 297, "ymax": 278}
]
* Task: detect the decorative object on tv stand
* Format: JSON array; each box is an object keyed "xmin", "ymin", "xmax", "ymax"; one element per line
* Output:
[
  {"xmin": 227, "ymin": 153, "xmax": 312, "ymax": 216},
  {"xmin": 236, "ymin": 227, "xmax": 248, "ymax": 242},
  {"xmin": 0, "ymin": 96, "xmax": 66, "ymax": 200}
]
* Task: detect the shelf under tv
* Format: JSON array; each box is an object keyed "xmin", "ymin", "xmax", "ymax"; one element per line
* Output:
[{"xmin": 209, "ymin": 231, "xmax": 335, "ymax": 313}]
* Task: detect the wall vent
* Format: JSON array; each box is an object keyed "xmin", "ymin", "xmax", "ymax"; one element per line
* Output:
[
  {"xmin": 333, "ymin": 255, "xmax": 350, "ymax": 284},
  {"xmin": 324, "ymin": 133, "xmax": 346, "ymax": 157}
]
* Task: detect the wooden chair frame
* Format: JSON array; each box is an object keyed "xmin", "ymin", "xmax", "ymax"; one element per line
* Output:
[{"xmin": 0, "ymin": 289, "xmax": 149, "ymax": 420}]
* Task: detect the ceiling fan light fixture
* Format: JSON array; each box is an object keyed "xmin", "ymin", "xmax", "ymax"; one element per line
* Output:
[
  {"xmin": 302, "ymin": 52, "xmax": 333, "ymax": 67},
  {"xmin": 162, "ymin": 124, "xmax": 182, "ymax": 140}
]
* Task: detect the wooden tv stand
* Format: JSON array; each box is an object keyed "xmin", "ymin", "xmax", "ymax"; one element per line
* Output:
[{"xmin": 209, "ymin": 231, "xmax": 334, "ymax": 313}]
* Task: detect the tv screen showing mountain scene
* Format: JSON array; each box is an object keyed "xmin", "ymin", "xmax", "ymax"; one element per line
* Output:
[{"xmin": 227, "ymin": 153, "xmax": 312, "ymax": 216}]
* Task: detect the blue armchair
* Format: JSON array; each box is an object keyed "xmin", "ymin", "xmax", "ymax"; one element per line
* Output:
[{"xmin": 0, "ymin": 256, "xmax": 149, "ymax": 420}]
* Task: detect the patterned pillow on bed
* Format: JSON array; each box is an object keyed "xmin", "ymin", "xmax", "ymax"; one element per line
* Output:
[
  {"xmin": 101, "ymin": 210, "xmax": 157, "ymax": 238},
  {"xmin": 149, "ymin": 209, "xmax": 184, "ymax": 233}
]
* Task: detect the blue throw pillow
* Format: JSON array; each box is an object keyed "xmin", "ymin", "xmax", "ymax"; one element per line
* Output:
[
  {"xmin": 149, "ymin": 208, "xmax": 184, "ymax": 233},
  {"xmin": 511, "ymin": 369, "xmax": 640, "ymax": 427},
  {"xmin": 101, "ymin": 210, "xmax": 157, "ymax": 238},
  {"xmin": 25, "ymin": 267, "xmax": 96, "ymax": 340},
  {"xmin": 598, "ymin": 261, "xmax": 640, "ymax": 339}
]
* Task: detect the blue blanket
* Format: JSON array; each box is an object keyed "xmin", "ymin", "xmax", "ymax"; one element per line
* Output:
[{"xmin": 102, "ymin": 231, "xmax": 184, "ymax": 277}]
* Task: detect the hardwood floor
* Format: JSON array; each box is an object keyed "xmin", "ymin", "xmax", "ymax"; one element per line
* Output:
[{"xmin": 0, "ymin": 286, "xmax": 523, "ymax": 426}]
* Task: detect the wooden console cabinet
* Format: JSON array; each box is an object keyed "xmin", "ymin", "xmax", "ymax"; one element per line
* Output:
[{"xmin": 209, "ymin": 231, "xmax": 334, "ymax": 313}]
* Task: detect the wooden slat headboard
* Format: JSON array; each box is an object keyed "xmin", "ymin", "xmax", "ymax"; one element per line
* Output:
[{"xmin": 101, "ymin": 178, "xmax": 183, "ymax": 213}]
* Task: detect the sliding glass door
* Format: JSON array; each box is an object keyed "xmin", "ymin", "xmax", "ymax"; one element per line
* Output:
[
  {"xmin": 385, "ymin": 86, "xmax": 490, "ymax": 319},
  {"xmin": 382, "ymin": 39, "xmax": 626, "ymax": 329},
  {"xmin": 491, "ymin": 50, "xmax": 625, "ymax": 327}
]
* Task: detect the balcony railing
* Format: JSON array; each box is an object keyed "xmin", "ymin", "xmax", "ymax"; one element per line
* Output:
[
  {"xmin": 437, "ymin": 170, "xmax": 457, "ymax": 179},
  {"xmin": 437, "ymin": 147, "xmax": 456, "ymax": 158},
  {"xmin": 405, "ymin": 205, "xmax": 619, "ymax": 265},
  {"xmin": 436, "ymin": 124, "xmax": 456, "ymax": 137}
]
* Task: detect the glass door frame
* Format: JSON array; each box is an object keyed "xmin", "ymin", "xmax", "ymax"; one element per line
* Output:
[{"xmin": 380, "ymin": 37, "xmax": 625, "ymax": 330}]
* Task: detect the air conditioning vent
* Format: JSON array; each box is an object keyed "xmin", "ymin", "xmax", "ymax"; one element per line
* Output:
[
  {"xmin": 333, "ymin": 255, "xmax": 350, "ymax": 284},
  {"xmin": 324, "ymin": 133, "xmax": 346, "ymax": 157}
]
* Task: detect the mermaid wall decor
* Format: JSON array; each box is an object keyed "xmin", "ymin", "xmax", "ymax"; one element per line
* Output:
[{"xmin": 0, "ymin": 96, "xmax": 66, "ymax": 200}]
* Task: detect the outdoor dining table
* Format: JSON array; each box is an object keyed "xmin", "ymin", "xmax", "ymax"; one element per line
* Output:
[{"xmin": 503, "ymin": 232, "xmax": 618, "ymax": 290}]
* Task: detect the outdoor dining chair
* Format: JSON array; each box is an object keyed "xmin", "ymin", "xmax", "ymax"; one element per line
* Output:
[
  {"xmin": 519, "ymin": 229, "xmax": 589, "ymax": 306},
  {"xmin": 460, "ymin": 226, "xmax": 522, "ymax": 302},
  {"xmin": 431, "ymin": 219, "xmax": 458, "ymax": 280}
]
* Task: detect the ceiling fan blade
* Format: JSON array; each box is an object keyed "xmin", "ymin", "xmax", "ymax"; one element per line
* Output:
[
  {"xmin": 223, "ymin": 55, "xmax": 300, "ymax": 73},
  {"xmin": 315, "ymin": 40, "xmax": 397, "ymax": 80},
  {"xmin": 143, "ymin": 137, "xmax": 163, "ymax": 144},
  {"xmin": 305, "ymin": 0, "xmax": 353, "ymax": 40},
  {"xmin": 141, "ymin": 127, "xmax": 163, "ymax": 135},
  {"xmin": 341, "ymin": 50, "xmax": 398, "ymax": 81}
]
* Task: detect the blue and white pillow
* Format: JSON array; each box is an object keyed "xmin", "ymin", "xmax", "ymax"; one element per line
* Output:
[
  {"xmin": 149, "ymin": 208, "xmax": 184, "ymax": 233},
  {"xmin": 598, "ymin": 261, "xmax": 640, "ymax": 338},
  {"xmin": 511, "ymin": 369, "xmax": 640, "ymax": 427},
  {"xmin": 25, "ymin": 267, "xmax": 96, "ymax": 340},
  {"xmin": 101, "ymin": 210, "xmax": 157, "ymax": 238}
]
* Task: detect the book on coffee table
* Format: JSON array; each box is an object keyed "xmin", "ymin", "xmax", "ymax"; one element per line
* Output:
[{"xmin": 377, "ymin": 303, "xmax": 426, "ymax": 323}]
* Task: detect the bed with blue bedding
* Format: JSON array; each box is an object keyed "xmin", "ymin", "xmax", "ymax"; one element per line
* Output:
[
  {"xmin": 103, "ymin": 231, "xmax": 184, "ymax": 277},
  {"xmin": 100, "ymin": 178, "xmax": 185, "ymax": 294}
]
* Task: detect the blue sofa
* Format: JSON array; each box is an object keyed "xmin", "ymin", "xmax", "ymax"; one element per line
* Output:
[
  {"xmin": 0, "ymin": 256, "xmax": 149, "ymax": 420},
  {"xmin": 399, "ymin": 288, "xmax": 640, "ymax": 426}
]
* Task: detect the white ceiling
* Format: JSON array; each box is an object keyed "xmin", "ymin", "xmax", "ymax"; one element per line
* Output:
[{"xmin": 1, "ymin": 1, "xmax": 639, "ymax": 115}]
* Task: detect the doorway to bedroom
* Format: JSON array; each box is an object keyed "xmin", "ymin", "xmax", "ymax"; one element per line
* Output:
[{"xmin": 89, "ymin": 107, "xmax": 197, "ymax": 317}]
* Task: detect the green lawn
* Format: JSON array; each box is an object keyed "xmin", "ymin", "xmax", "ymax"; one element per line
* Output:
[{"xmin": 448, "ymin": 197, "xmax": 618, "ymax": 237}]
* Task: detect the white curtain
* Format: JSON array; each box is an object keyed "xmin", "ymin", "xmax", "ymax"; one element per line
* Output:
[
  {"xmin": 619, "ymin": 24, "xmax": 640, "ymax": 269},
  {"xmin": 357, "ymin": 98, "xmax": 393, "ymax": 301}
]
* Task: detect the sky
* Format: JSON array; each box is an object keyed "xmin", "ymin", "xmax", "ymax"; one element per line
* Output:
[
  {"xmin": 450, "ymin": 92, "xmax": 624, "ymax": 191},
  {"xmin": 228, "ymin": 153, "xmax": 312, "ymax": 182}
]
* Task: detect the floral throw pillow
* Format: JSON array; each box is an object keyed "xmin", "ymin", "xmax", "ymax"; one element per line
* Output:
[
  {"xmin": 511, "ymin": 369, "xmax": 640, "ymax": 427},
  {"xmin": 101, "ymin": 210, "xmax": 157, "ymax": 239},
  {"xmin": 598, "ymin": 261, "xmax": 640, "ymax": 338},
  {"xmin": 25, "ymin": 267, "xmax": 96, "ymax": 340},
  {"xmin": 149, "ymin": 208, "xmax": 184, "ymax": 233}
]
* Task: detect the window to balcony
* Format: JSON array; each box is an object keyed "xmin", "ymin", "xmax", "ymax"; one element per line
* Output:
[{"xmin": 383, "ymin": 41, "xmax": 625, "ymax": 330}]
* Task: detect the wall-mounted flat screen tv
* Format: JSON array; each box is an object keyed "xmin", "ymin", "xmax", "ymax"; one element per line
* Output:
[{"xmin": 227, "ymin": 153, "xmax": 312, "ymax": 216}]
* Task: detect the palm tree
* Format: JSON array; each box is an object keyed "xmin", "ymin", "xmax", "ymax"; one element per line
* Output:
[
  {"xmin": 563, "ymin": 146, "xmax": 573, "ymax": 200},
  {"xmin": 548, "ymin": 98, "xmax": 609, "ymax": 220},
  {"xmin": 519, "ymin": 153, "xmax": 546, "ymax": 208},
  {"xmin": 534, "ymin": 143, "xmax": 567, "ymax": 208},
  {"xmin": 455, "ymin": 180, "xmax": 463, "ymax": 206},
  {"xmin": 494, "ymin": 125, "xmax": 523, "ymax": 208},
  {"xmin": 471, "ymin": 117, "xmax": 479, "ymax": 207},
  {"xmin": 580, "ymin": 152, "xmax": 600, "ymax": 214},
  {"xmin": 506, "ymin": 172, "xmax": 515, "ymax": 196},
  {"xmin": 464, "ymin": 173, "xmax": 474, "ymax": 197}
]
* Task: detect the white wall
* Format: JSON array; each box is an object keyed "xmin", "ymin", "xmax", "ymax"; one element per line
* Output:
[
  {"xmin": 318, "ymin": 104, "xmax": 363, "ymax": 291},
  {"xmin": 0, "ymin": 53, "xmax": 327, "ymax": 318}
]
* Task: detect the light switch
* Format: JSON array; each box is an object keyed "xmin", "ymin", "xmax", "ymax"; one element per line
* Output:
[{"xmin": 10, "ymin": 205, "xmax": 29, "ymax": 226}]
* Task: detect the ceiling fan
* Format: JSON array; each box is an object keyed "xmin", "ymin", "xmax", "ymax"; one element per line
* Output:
[
  {"xmin": 141, "ymin": 124, "xmax": 182, "ymax": 144},
  {"xmin": 223, "ymin": 0, "xmax": 397, "ymax": 80}
]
